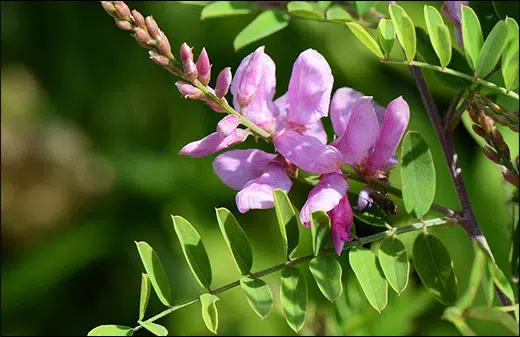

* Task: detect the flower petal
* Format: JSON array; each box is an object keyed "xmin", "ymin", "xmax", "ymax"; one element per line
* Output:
[
  {"xmin": 286, "ymin": 49, "xmax": 334, "ymax": 126},
  {"xmin": 179, "ymin": 129, "xmax": 249, "ymax": 158},
  {"xmin": 231, "ymin": 48, "xmax": 277, "ymax": 130},
  {"xmin": 328, "ymin": 196, "xmax": 353, "ymax": 255},
  {"xmin": 330, "ymin": 87, "xmax": 364, "ymax": 137},
  {"xmin": 213, "ymin": 149, "xmax": 277, "ymax": 190},
  {"xmin": 366, "ymin": 96, "xmax": 410, "ymax": 170},
  {"xmin": 274, "ymin": 129, "xmax": 342, "ymax": 174},
  {"xmin": 235, "ymin": 162, "xmax": 292, "ymax": 213},
  {"xmin": 303, "ymin": 119, "xmax": 328, "ymax": 144},
  {"xmin": 216, "ymin": 115, "xmax": 240, "ymax": 137},
  {"xmin": 331, "ymin": 96, "xmax": 379, "ymax": 165},
  {"xmin": 299, "ymin": 172, "xmax": 349, "ymax": 226}
]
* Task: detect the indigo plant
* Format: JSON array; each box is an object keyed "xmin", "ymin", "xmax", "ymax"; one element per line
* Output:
[{"xmin": 89, "ymin": 1, "xmax": 519, "ymax": 336}]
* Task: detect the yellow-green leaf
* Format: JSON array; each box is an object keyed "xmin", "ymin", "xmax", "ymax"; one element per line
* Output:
[
  {"xmin": 424, "ymin": 5, "xmax": 452, "ymax": 67},
  {"xmin": 326, "ymin": 5, "xmax": 352, "ymax": 22},
  {"xmin": 135, "ymin": 242, "xmax": 171, "ymax": 306},
  {"xmin": 137, "ymin": 322, "xmax": 168, "ymax": 336},
  {"xmin": 309, "ymin": 255, "xmax": 343, "ymax": 302},
  {"xmin": 201, "ymin": 1, "xmax": 252, "ymax": 20},
  {"xmin": 88, "ymin": 325, "xmax": 133, "ymax": 336},
  {"xmin": 240, "ymin": 276, "xmax": 273, "ymax": 319},
  {"xmin": 476, "ymin": 20, "xmax": 509, "ymax": 78},
  {"xmin": 389, "ymin": 4, "xmax": 417, "ymax": 62},
  {"xmin": 310, "ymin": 210, "xmax": 331, "ymax": 256},
  {"xmin": 378, "ymin": 236, "xmax": 409, "ymax": 295},
  {"xmin": 139, "ymin": 273, "xmax": 151, "ymax": 321},
  {"xmin": 200, "ymin": 293, "xmax": 219, "ymax": 334},
  {"xmin": 280, "ymin": 266, "xmax": 308, "ymax": 332},
  {"xmin": 377, "ymin": 18, "xmax": 395, "ymax": 57},
  {"xmin": 273, "ymin": 189, "xmax": 300, "ymax": 259},
  {"xmin": 287, "ymin": 1, "xmax": 324, "ymax": 20},
  {"xmin": 346, "ymin": 22, "xmax": 385, "ymax": 59},
  {"xmin": 461, "ymin": 5, "xmax": 484, "ymax": 70},
  {"xmin": 234, "ymin": 10, "xmax": 290, "ymax": 51}
]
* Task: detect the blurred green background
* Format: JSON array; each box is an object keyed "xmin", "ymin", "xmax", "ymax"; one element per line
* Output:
[{"xmin": 1, "ymin": 1, "xmax": 518, "ymax": 336}]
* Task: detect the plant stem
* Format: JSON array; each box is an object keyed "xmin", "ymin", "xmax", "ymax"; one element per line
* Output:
[
  {"xmin": 386, "ymin": 60, "xmax": 518, "ymax": 100},
  {"xmin": 132, "ymin": 218, "xmax": 450, "ymax": 331},
  {"xmin": 409, "ymin": 66, "xmax": 512, "ymax": 309}
]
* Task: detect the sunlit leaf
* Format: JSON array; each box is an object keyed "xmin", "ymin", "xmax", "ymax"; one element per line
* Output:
[
  {"xmin": 317, "ymin": 1, "xmax": 332, "ymax": 11},
  {"xmin": 389, "ymin": 4, "xmax": 416, "ymax": 62},
  {"xmin": 476, "ymin": 20, "xmax": 508, "ymax": 78},
  {"xmin": 273, "ymin": 189, "xmax": 300, "ymax": 259},
  {"xmin": 488, "ymin": 262, "xmax": 515, "ymax": 304},
  {"xmin": 346, "ymin": 22, "xmax": 385, "ymax": 59},
  {"xmin": 234, "ymin": 10, "xmax": 290, "ymax": 51},
  {"xmin": 349, "ymin": 247, "xmax": 388, "ymax": 312},
  {"xmin": 424, "ymin": 6, "xmax": 451, "ymax": 67},
  {"xmin": 502, "ymin": 18, "xmax": 519, "ymax": 90},
  {"xmin": 377, "ymin": 18, "xmax": 395, "ymax": 57},
  {"xmin": 309, "ymin": 255, "xmax": 343, "ymax": 302},
  {"xmin": 177, "ymin": 1, "xmax": 211, "ymax": 6},
  {"xmin": 88, "ymin": 325, "xmax": 133, "ymax": 336},
  {"xmin": 201, "ymin": 1, "xmax": 252, "ymax": 20},
  {"xmin": 135, "ymin": 242, "xmax": 171, "ymax": 306},
  {"xmin": 413, "ymin": 233, "xmax": 459, "ymax": 305},
  {"xmin": 378, "ymin": 236, "xmax": 409, "ymax": 295},
  {"xmin": 171, "ymin": 215, "xmax": 212, "ymax": 289},
  {"xmin": 200, "ymin": 293, "xmax": 220, "ymax": 334},
  {"xmin": 280, "ymin": 266, "xmax": 307, "ymax": 332},
  {"xmin": 310, "ymin": 210, "xmax": 331, "ymax": 256},
  {"xmin": 287, "ymin": 1, "xmax": 324, "ymax": 20},
  {"xmin": 138, "ymin": 322, "xmax": 168, "ymax": 336},
  {"xmin": 461, "ymin": 5, "xmax": 483, "ymax": 70},
  {"xmin": 326, "ymin": 5, "xmax": 352, "ymax": 22},
  {"xmin": 355, "ymin": 1, "xmax": 379, "ymax": 15},
  {"xmin": 240, "ymin": 276, "xmax": 273, "ymax": 319},
  {"xmin": 139, "ymin": 273, "xmax": 151, "ymax": 321}
]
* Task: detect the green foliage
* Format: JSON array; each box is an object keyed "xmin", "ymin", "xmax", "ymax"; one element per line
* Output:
[
  {"xmin": 309, "ymin": 255, "xmax": 343, "ymax": 302},
  {"xmin": 139, "ymin": 274, "xmax": 151, "ymax": 321},
  {"xmin": 310, "ymin": 210, "xmax": 331, "ymax": 256},
  {"xmin": 215, "ymin": 207, "xmax": 253, "ymax": 275},
  {"xmin": 502, "ymin": 18, "xmax": 519, "ymax": 90},
  {"xmin": 346, "ymin": 22, "xmax": 385, "ymax": 59},
  {"xmin": 200, "ymin": 293, "xmax": 220, "ymax": 334},
  {"xmin": 487, "ymin": 262, "xmax": 516, "ymax": 304},
  {"xmin": 240, "ymin": 276, "xmax": 274, "ymax": 319},
  {"xmin": 461, "ymin": 5, "xmax": 484, "ymax": 71},
  {"xmin": 233, "ymin": 10, "xmax": 290, "ymax": 51},
  {"xmin": 87, "ymin": 325, "xmax": 133, "ymax": 336},
  {"xmin": 378, "ymin": 236, "xmax": 409, "ymax": 295},
  {"xmin": 400, "ymin": 131, "xmax": 436, "ymax": 219},
  {"xmin": 326, "ymin": 5, "xmax": 352, "ymax": 22},
  {"xmin": 287, "ymin": 1, "xmax": 324, "ymax": 20},
  {"xmin": 273, "ymin": 189, "xmax": 300, "ymax": 259},
  {"xmin": 424, "ymin": 5, "xmax": 451, "ymax": 67},
  {"xmin": 200, "ymin": 1, "xmax": 252, "ymax": 20},
  {"xmin": 413, "ymin": 233, "xmax": 459, "ymax": 305},
  {"xmin": 280, "ymin": 266, "xmax": 308, "ymax": 332},
  {"xmin": 349, "ymin": 247, "xmax": 388, "ymax": 313},
  {"xmin": 476, "ymin": 20, "xmax": 508, "ymax": 78},
  {"xmin": 134, "ymin": 242, "xmax": 171, "ymax": 307},
  {"xmin": 389, "ymin": 4, "xmax": 416, "ymax": 62},
  {"xmin": 137, "ymin": 322, "xmax": 168, "ymax": 336},
  {"xmin": 171, "ymin": 215, "xmax": 213, "ymax": 289},
  {"xmin": 377, "ymin": 18, "xmax": 395, "ymax": 57},
  {"xmin": 466, "ymin": 307, "xmax": 519, "ymax": 335},
  {"xmin": 355, "ymin": 1, "xmax": 379, "ymax": 16}
]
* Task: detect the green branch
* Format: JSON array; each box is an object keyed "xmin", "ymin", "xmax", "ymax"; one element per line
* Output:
[{"xmin": 132, "ymin": 217, "xmax": 450, "ymax": 332}]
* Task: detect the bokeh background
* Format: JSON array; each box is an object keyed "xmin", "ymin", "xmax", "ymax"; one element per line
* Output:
[{"xmin": 1, "ymin": 1, "xmax": 518, "ymax": 336}]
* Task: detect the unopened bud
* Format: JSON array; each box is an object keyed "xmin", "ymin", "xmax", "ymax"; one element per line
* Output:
[
  {"xmin": 479, "ymin": 113, "xmax": 495, "ymax": 134},
  {"xmin": 175, "ymin": 81, "xmax": 204, "ymax": 100},
  {"xmin": 216, "ymin": 115, "xmax": 239, "ymax": 137},
  {"xmin": 472, "ymin": 125, "xmax": 486, "ymax": 138},
  {"xmin": 165, "ymin": 64, "xmax": 183, "ymax": 76},
  {"xmin": 145, "ymin": 16, "xmax": 160, "ymax": 40},
  {"xmin": 204, "ymin": 92, "xmax": 227, "ymax": 113},
  {"xmin": 156, "ymin": 34, "xmax": 173, "ymax": 59},
  {"xmin": 180, "ymin": 43, "xmax": 193, "ymax": 62},
  {"xmin": 131, "ymin": 10, "xmax": 146, "ymax": 28},
  {"xmin": 468, "ymin": 107, "xmax": 479, "ymax": 123},
  {"xmin": 215, "ymin": 67, "xmax": 232, "ymax": 99},
  {"xmin": 183, "ymin": 59, "xmax": 198, "ymax": 82},
  {"xmin": 237, "ymin": 46, "xmax": 265, "ymax": 107},
  {"xmin": 149, "ymin": 50, "xmax": 170, "ymax": 67},
  {"xmin": 196, "ymin": 48, "xmax": 211, "ymax": 86},
  {"xmin": 114, "ymin": 2, "xmax": 131, "ymax": 20},
  {"xmin": 502, "ymin": 166, "xmax": 519, "ymax": 188},
  {"xmin": 491, "ymin": 129, "xmax": 510, "ymax": 159},
  {"xmin": 134, "ymin": 27, "xmax": 152, "ymax": 45},
  {"xmin": 101, "ymin": 1, "xmax": 117, "ymax": 17},
  {"xmin": 115, "ymin": 19, "xmax": 133, "ymax": 31},
  {"xmin": 482, "ymin": 146, "xmax": 501, "ymax": 164}
]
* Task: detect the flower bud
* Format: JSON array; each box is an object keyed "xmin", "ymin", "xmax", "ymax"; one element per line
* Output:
[
  {"xmin": 101, "ymin": 1, "xmax": 117, "ymax": 17},
  {"xmin": 502, "ymin": 166, "xmax": 519, "ymax": 188},
  {"xmin": 479, "ymin": 113, "xmax": 495, "ymax": 134},
  {"xmin": 215, "ymin": 67, "xmax": 232, "ymax": 99},
  {"xmin": 114, "ymin": 2, "xmax": 131, "ymax": 20},
  {"xmin": 115, "ymin": 19, "xmax": 133, "ymax": 31},
  {"xmin": 145, "ymin": 16, "xmax": 160, "ymax": 40},
  {"xmin": 156, "ymin": 34, "xmax": 173, "ymax": 59},
  {"xmin": 472, "ymin": 125, "xmax": 486, "ymax": 138},
  {"xmin": 175, "ymin": 81, "xmax": 204, "ymax": 100},
  {"xmin": 180, "ymin": 43, "xmax": 197, "ymax": 82},
  {"xmin": 131, "ymin": 10, "xmax": 146, "ymax": 28},
  {"xmin": 491, "ymin": 129, "xmax": 510, "ymax": 159},
  {"xmin": 180, "ymin": 43, "xmax": 193, "ymax": 62},
  {"xmin": 134, "ymin": 27, "xmax": 152, "ymax": 46},
  {"xmin": 216, "ymin": 115, "xmax": 240, "ymax": 137},
  {"xmin": 149, "ymin": 50, "xmax": 170, "ymax": 67},
  {"xmin": 482, "ymin": 146, "xmax": 501, "ymax": 164},
  {"xmin": 196, "ymin": 48, "xmax": 211, "ymax": 86},
  {"xmin": 237, "ymin": 46, "xmax": 265, "ymax": 108}
]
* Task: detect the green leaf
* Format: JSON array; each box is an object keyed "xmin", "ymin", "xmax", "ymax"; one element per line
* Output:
[
  {"xmin": 280, "ymin": 266, "xmax": 308, "ymax": 332},
  {"xmin": 234, "ymin": 10, "xmax": 290, "ymax": 51},
  {"xmin": 309, "ymin": 255, "xmax": 343, "ymax": 302},
  {"xmin": 377, "ymin": 18, "xmax": 395, "ymax": 57},
  {"xmin": 273, "ymin": 189, "xmax": 300, "ymax": 259},
  {"xmin": 88, "ymin": 325, "xmax": 133, "ymax": 336},
  {"xmin": 424, "ymin": 6, "xmax": 452, "ymax": 67},
  {"xmin": 135, "ymin": 242, "xmax": 171, "ymax": 306},
  {"xmin": 412, "ymin": 233, "xmax": 459, "ymax": 305},
  {"xmin": 355, "ymin": 1, "xmax": 379, "ymax": 15},
  {"xmin": 346, "ymin": 22, "xmax": 385, "ymax": 59},
  {"xmin": 139, "ymin": 273, "xmax": 151, "ymax": 321},
  {"xmin": 467, "ymin": 307, "xmax": 519, "ymax": 335},
  {"xmin": 200, "ymin": 293, "xmax": 219, "ymax": 334},
  {"xmin": 215, "ymin": 207, "xmax": 253, "ymax": 275},
  {"xmin": 287, "ymin": 1, "xmax": 324, "ymax": 20},
  {"xmin": 476, "ymin": 20, "xmax": 508, "ymax": 78},
  {"xmin": 326, "ymin": 5, "xmax": 352, "ymax": 22},
  {"xmin": 378, "ymin": 236, "xmax": 409, "ymax": 295},
  {"xmin": 200, "ymin": 1, "xmax": 252, "ymax": 20},
  {"xmin": 511, "ymin": 216, "xmax": 519, "ymax": 283},
  {"xmin": 503, "ymin": 18, "xmax": 520, "ymax": 90},
  {"xmin": 176, "ymin": 1, "xmax": 211, "ymax": 6},
  {"xmin": 137, "ymin": 322, "xmax": 168, "ymax": 336},
  {"xmin": 481, "ymin": 260, "xmax": 495, "ymax": 307},
  {"xmin": 502, "ymin": 50, "xmax": 519, "ymax": 91},
  {"xmin": 349, "ymin": 247, "xmax": 388, "ymax": 313},
  {"xmin": 389, "ymin": 4, "xmax": 417, "ymax": 62},
  {"xmin": 400, "ymin": 131, "xmax": 436, "ymax": 219},
  {"xmin": 310, "ymin": 210, "xmax": 331, "ymax": 256},
  {"xmin": 317, "ymin": 1, "xmax": 332, "ymax": 11},
  {"xmin": 354, "ymin": 210, "xmax": 388, "ymax": 227},
  {"xmin": 488, "ymin": 262, "xmax": 515, "ymax": 304},
  {"xmin": 171, "ymin": 215, "xmax": 212, "ymax": 289},
  {"xmin": 240, "ymin": 276, "xmax": 274, "ymax": 319},
  {"xmin": 455, "ymin": 243, "xmax": 486, "ymax": 311},
  {"xmin": 461, "ymin": 5, "xmax": 484, "ymax": 71}
]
